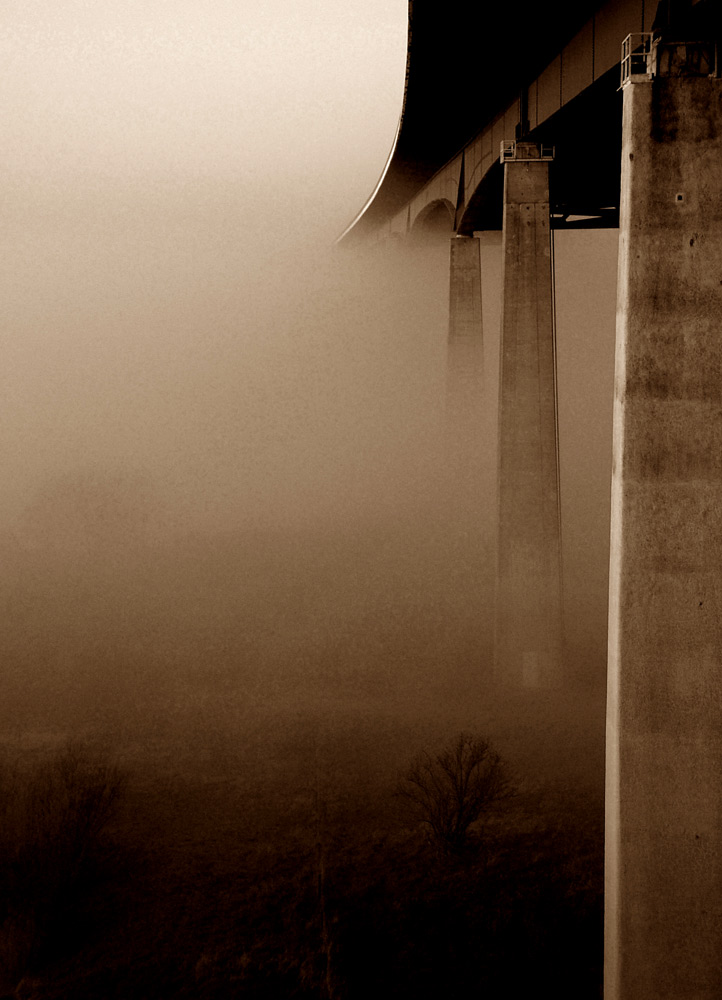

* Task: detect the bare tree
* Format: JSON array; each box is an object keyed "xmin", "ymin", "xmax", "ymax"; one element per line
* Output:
[{"xmin": 398, "ymin": 733, "xmax": 513, "ymax": 857}]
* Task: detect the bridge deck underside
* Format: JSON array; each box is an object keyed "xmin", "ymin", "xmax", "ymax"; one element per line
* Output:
[
  {"xmin": 344, "ymin": 0, "xmax": 720, "ymax": 244},
  {"xmin": 458, "ymin": 75, "xmax": 624, "ymax": 234}
]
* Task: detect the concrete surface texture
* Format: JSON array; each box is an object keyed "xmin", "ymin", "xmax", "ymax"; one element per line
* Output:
[
  {"xmin": 605, "ymin": 60, "xmax": 722, "ymax": 1000},
  {"xmin": 495, "ymin": 152, "xmax": 564, "ymax": 688}
]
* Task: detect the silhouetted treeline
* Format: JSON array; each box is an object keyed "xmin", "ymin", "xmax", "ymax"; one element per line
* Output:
[{"xmin": 0, "ymin": 720, "xmax": 602, "ymax": 999}]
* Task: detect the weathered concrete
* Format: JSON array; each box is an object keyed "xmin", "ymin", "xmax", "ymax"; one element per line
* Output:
[
  {"xmin": 605, "ymin": 60, "xmax": 722, "ymax": 1000},
  {"xmin": 495, "ymin": 149, "xmax": 564, "ymax": 687}
]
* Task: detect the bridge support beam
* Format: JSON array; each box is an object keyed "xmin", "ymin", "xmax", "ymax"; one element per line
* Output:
[
  {"xmin": 446, "ymin": 236, "xmax": 484, "ymax": 492},
  {"xmin": 495, "ymin": 145, "xmax": 563, "ymax": 687},
  {"xmin": 605, "ymin": 50, "xmax": 722, "ymax": 1000}
]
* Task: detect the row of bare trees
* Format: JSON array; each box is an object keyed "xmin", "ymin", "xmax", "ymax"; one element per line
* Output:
[{"xmin": 0, "ymin": 730, "xmax": 517, "ymax": 996}]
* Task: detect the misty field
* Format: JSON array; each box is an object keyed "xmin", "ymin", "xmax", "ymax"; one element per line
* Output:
[
  {"xmin": 0, "ymin": 441, "xmax": 607, "ymax": 998},
  {"xmin": 0, "ymin": 678, "xmax": 604, "ymax": 998},
  {"xmin": 0, "ymin": 708, "xmax": 603, "ymax": 999}
]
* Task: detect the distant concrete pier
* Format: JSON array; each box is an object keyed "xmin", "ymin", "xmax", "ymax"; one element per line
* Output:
[
  {"xmin": 495, "ymin": 144, "xmax": 564, "ymax": 688},
  {"xmin": 447, "ymin": 235, "xmax": 483, "ymax": 394},
  {"xmin": 605, "ymin": 39, "xmax": 722, "ymax": 1000},
  {"xmin": 446, "ymin": 235, "xmax": 484, "ymax": 495}
]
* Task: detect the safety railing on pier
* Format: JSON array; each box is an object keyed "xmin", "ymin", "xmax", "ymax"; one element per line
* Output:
[
  {"xmin": 499, "ymin": 140, "xmax": 554, "ymax": 163},
  {"xmin": 620, "ymin": 33, "xmax": 653, "ymax": 86}
]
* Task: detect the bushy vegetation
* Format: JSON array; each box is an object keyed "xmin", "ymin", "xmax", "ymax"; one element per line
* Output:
[{"xmin": 0, "ymin": 725, "xmax": 603, "ymax": 999}]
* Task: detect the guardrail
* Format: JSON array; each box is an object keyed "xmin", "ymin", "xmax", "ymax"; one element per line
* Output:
[
  {"xmin": 620, "ymin": 33, "xmax": 654, "ymax": 87},
  {"xmin": 500, "ymin": 141, "xmax": 555, "ymax": 163}
]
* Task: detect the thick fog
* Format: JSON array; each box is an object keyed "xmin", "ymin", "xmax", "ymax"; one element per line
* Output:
[
  {"xmin": 1, "ymin": 217, "xmax": 616, "ymax": 758},
  {"xmin": 1, "ymin": 2, "xmax": 616, "ymax": 744},
  {"xmin": 0, "ymin": 4, "xmax": 617, "ymax": 993}
]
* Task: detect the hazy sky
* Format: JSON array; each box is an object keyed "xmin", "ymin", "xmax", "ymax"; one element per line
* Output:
[
  {"xmin": 2, "ymin": 0, "xmax": 408, "ymax": 241},
  {"xmin": 1, "ymin": 1, "xmax": 411, "ymax": 528}
]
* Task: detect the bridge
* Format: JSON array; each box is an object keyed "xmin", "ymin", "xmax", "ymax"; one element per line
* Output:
[{"xmin": 341, "ymin": 1, "xmax": 722, "ymax": 998}]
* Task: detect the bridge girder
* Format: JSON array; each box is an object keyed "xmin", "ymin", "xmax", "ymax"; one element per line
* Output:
[{"xmin": 342, "ymin": 0, "xmax": 720, "ymax": 244}]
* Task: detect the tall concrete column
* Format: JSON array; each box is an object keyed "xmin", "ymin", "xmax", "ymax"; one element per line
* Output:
[
  {"xmin": 495, "ymin": 143, "xmax": 563, "ymax": 688},
  {"xmin": 446, "ymin": 236, "xmax": 484, "ymax": 492},
  {"xmin": 605, "ymin": 42, "xmax": 722, "ymax": 1000}
]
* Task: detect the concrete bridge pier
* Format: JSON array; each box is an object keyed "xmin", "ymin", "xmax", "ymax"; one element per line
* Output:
[
  {"xmin": 446, "ymin": 235, "xmax": 484, "ymax": 503},
  {"xmin": 447, "ymin": 235, "xmax": 483, "ymax": 411},
  {"xmin": 605, "ymin": 40, "xmax": 722, "ymax": 1000},
  {"xmin": 494, "ymin": 143, "xmax": 564, "ymax": 688}
]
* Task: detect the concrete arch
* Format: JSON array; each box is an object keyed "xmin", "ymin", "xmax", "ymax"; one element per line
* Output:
[
  {"xmin": 456, "ymin": 160, "xmax": 504, "ymax": 235},
  {"xmin": 409, "ymin": 198, "xmax": 455, "ymax": 238},
  {"xmin": 343, "ymin": 0, "xmax": 663, "ymax": 245}
]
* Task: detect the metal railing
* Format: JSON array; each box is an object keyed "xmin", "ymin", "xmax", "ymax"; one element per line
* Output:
[
  {"xmin": 620, "ymin": 33, "xmax": 654, "ymax": 86},
  {"xmin": 500, "ymin": 140, "xmax": 554, "ymax": 164}
]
